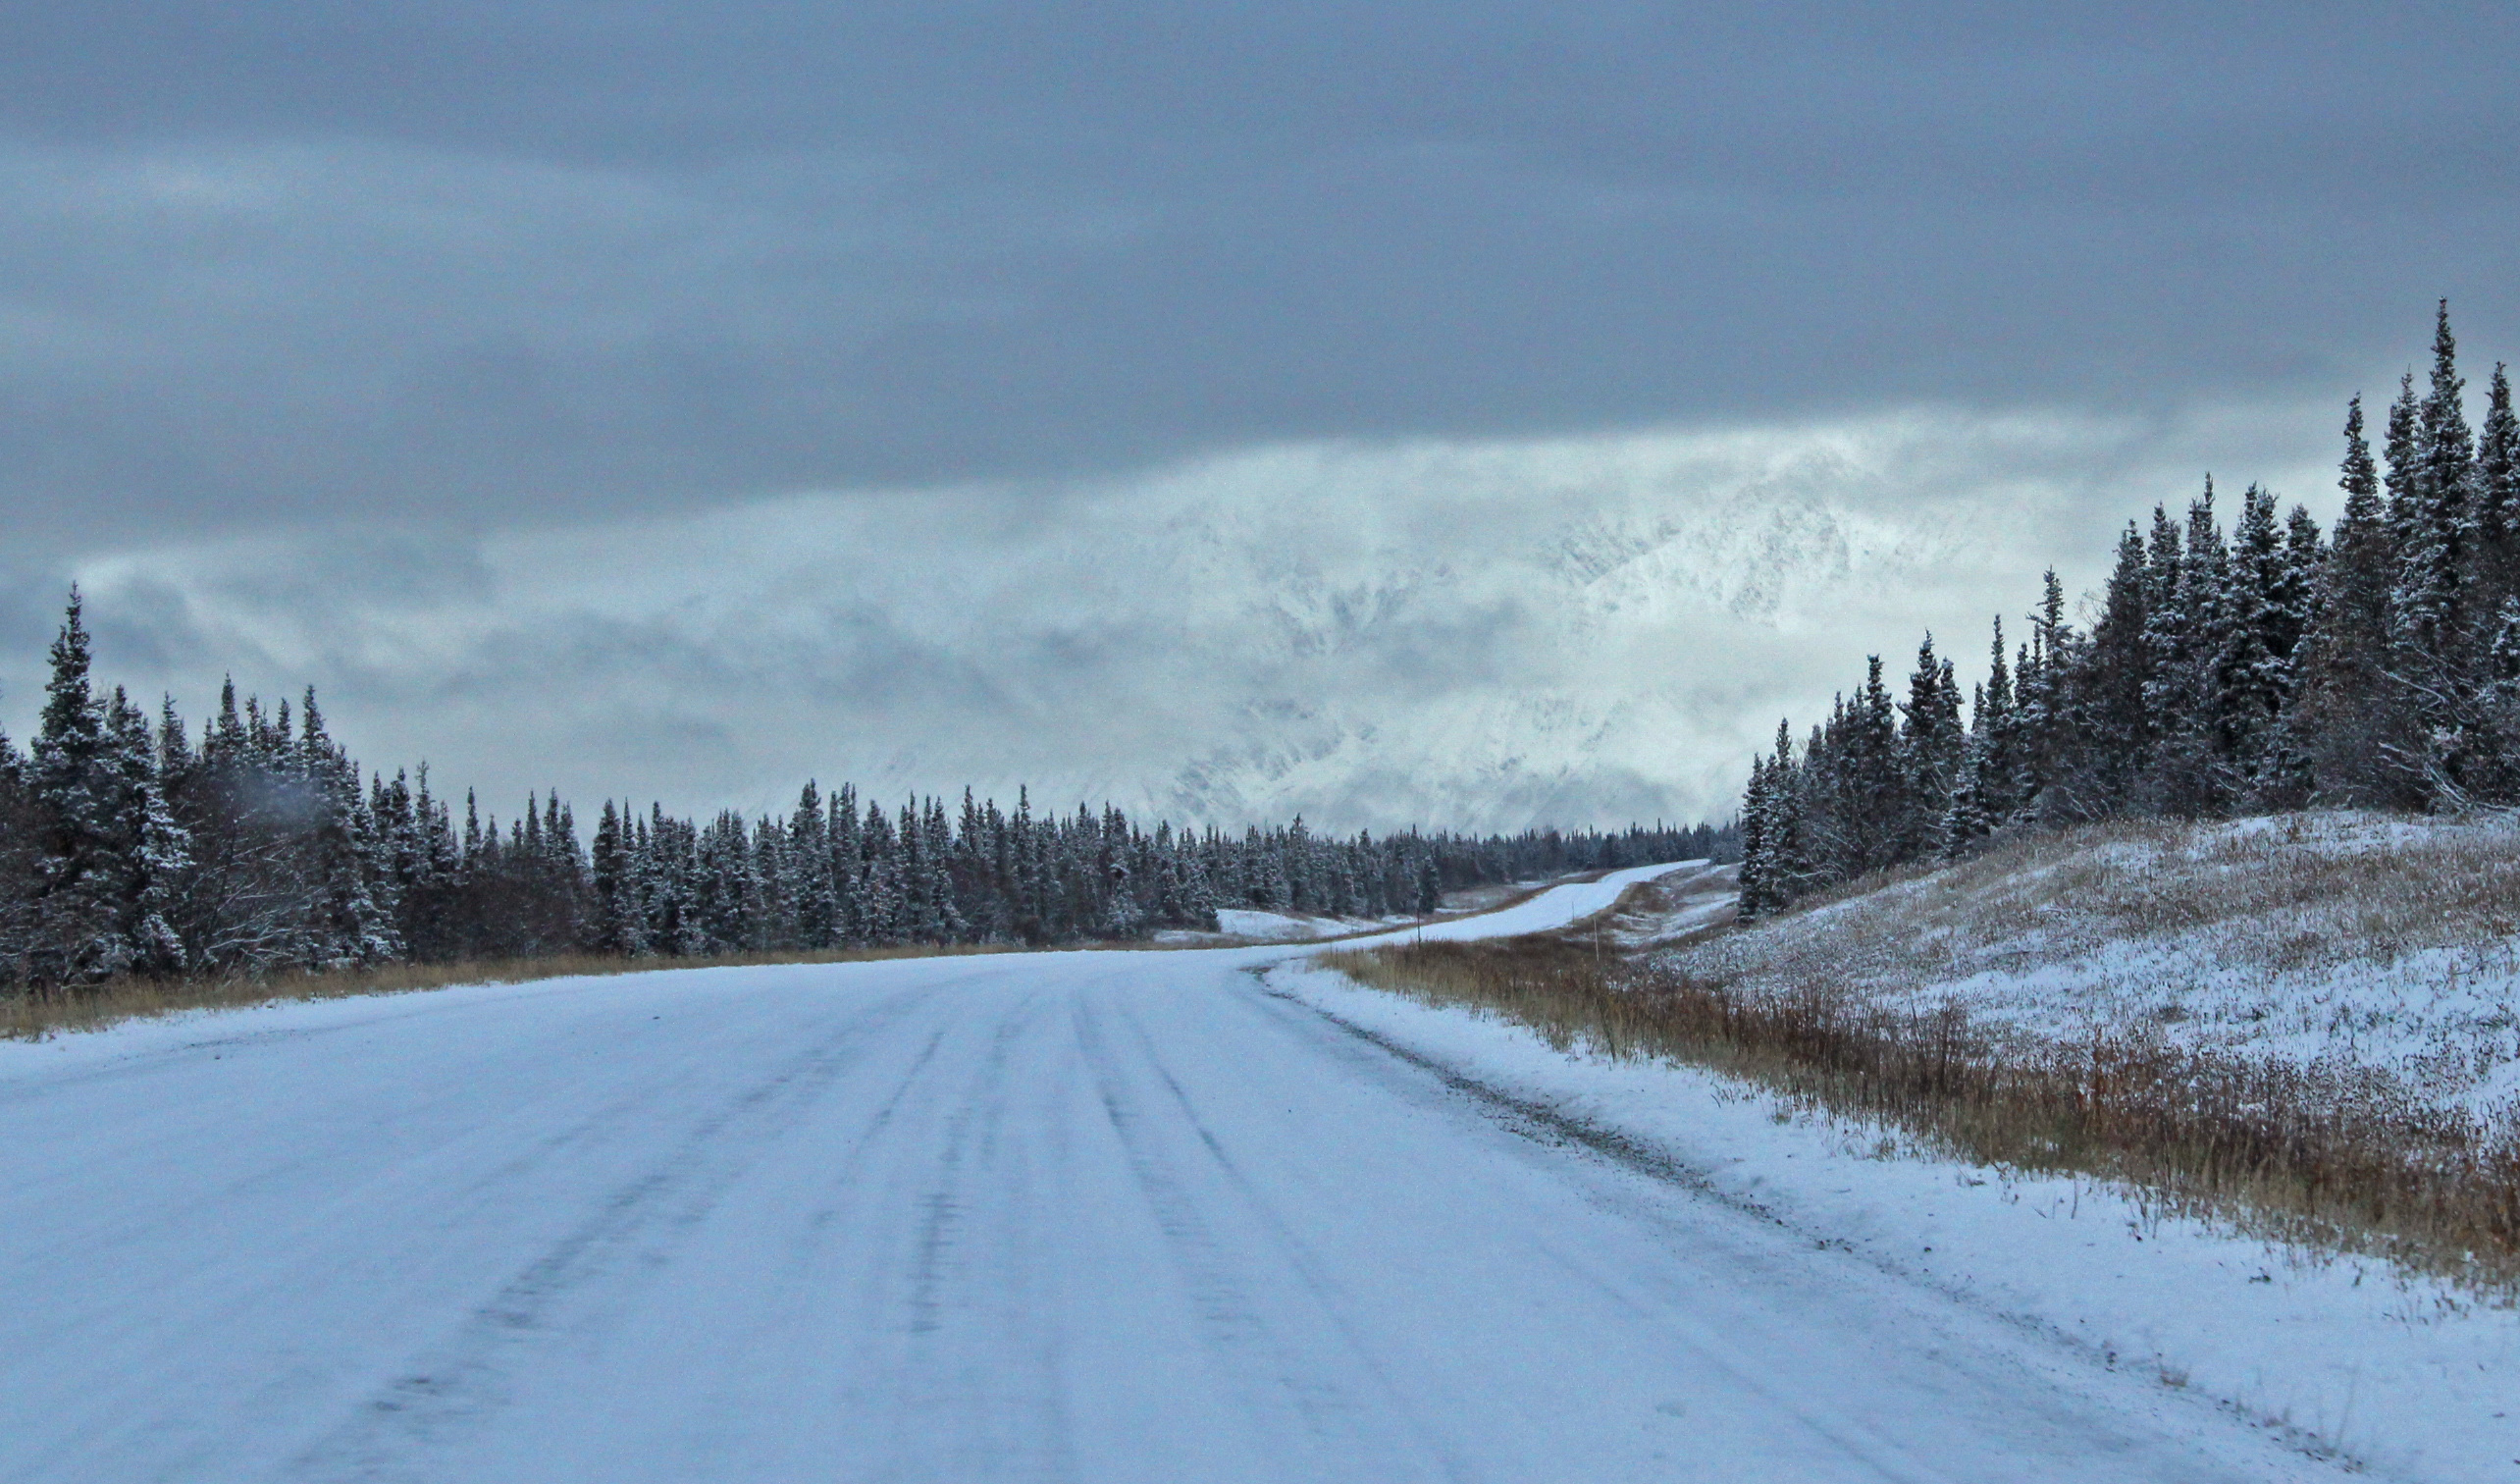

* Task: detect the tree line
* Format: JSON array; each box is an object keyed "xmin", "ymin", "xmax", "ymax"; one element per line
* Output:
[
  {"xmin": 1740, "ymin": 302, "xmax": 2520, "ymax": 917},
  {"xmin": 0, "ymin": 596, "xmax": 1730, "ymax": 987}
]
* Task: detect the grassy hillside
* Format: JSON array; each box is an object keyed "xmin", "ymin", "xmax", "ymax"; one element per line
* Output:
[{"xmin": 1681, "ymin": 813, "xmax": 2520, "ymax": 1121}]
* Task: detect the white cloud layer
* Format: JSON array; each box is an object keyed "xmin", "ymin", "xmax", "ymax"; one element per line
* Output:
[{"xmin": 26, "ymin": 401, "xmax": 2341, "ymax": 834}]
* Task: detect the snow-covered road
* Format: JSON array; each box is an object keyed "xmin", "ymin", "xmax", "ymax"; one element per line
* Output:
[{"xmin": 0, "ymin": 869, "xmax": 2337, "ymax": 1482}]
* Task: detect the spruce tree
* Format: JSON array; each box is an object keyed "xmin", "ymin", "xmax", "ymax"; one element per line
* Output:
[
  {"xmin": 28, "ymin": 590, "xmax": 130, "ymax": 980},
  {"xmin": 2385, "ymin": 370, "xmax": 2423, "ymax": 545},
  {"xmin": 2216, "ymin": 484, "xmax": 2288, "ymax": 770},
  {"xmin": 1895, "ymin": 635, "xmax": 1963, "ymax": 857},
  {"xmin": 2294, "ymin": 396, "xmax": 2410, "ymax": 803},
  {"xmin": 2476, "ymin": 363, "xmax": 2519, "ymax": 609},
  {"xmin": 1940, "ymin": 687, "xmax": 1992, "ymax": 859},
  {"xmin": 2074, "ymin": 523, "xmax": 2155, "ymax": 810},
  {"xmin": 2394, "ymin": 303, "xmax": 2473, "ymax": 662},
  {"xmin": 110, "ymin": 688, "xmax": 188, "ymax": 975}
]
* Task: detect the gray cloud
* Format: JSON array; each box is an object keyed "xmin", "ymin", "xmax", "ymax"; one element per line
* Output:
[
  {"xmin": 15, "ymin": 402, "xmax": 2342, "ymax": 831},
  {"xmin": 6, "ymin": 6, "xmax": 2515, "ymax": 828},
  {"xmin": 1, "ymin": 5, "xmax": 2514, "ymax": 546}
]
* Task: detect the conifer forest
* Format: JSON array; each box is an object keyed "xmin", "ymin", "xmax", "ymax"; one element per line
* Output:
[
  {"xmin": 1740, "ymin": 305, "xmax": 2520, "ymax": 917},
  {"xmin": 0, "ymin": 601, "xmax": 1724, "ymax": 988}
]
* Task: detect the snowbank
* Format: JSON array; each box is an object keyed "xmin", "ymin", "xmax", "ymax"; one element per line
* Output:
[{"xmin": 1278, "ymin": 960, "xmax": 2520, "ymax": 1482}]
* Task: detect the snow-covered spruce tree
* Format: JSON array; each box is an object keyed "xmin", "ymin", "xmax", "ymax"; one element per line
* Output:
[
  {"xmin": 1743, "ymin": 719, "xmax": 1812, "ymax": 911},
  {"xmin": 919, "ymin": 798, "xmax": 965, "ymax": 942},
  {"xmin": 590, "ymin": 799, "xmax": 638, "ymax": 955},
  {"xmin": 856, "ymin": 802, "xmax": 902, "ymax": 944},
  {"xmin": 2212, "ymin": 484, "xmax": 2320, "ymax": 804},
  {"xmin": 787, "ymin": 782, "xmax": 836, "ymax": 947},
  {"xmin": 1938, "ymin": 694, "xmax": 1992, "ymax": 862},
  {"xmin": 2391, "ymin": 306, "xmax": 2474, "ymax": 667},
  {"xmin": 2386, "ymin": 305, "xmax": 2507, "ymax": 804},
  {"xmin": 2258, "ymin": 501, "xmax": 2330, "ymax": 804},
  {"xmin": 1960, "ymin": 618, "xmax": 2021, "ymax": 829},
  {"xmin": 0, "ymin": 724, "xmax": 37, "ymax": 977},
  {"xmin": 1832, "ymin": 658, "xmax": 1900, "ymax": 877},
  {"xmin": 2293, "ymin": 396, "xmax": 2420, "ymax": 805},
  {"xmin": 1412, "ymin": 851, "xmax": 1443, "ymax": 916},
  {"xmin": 1892, "ymin": 635, "xmax": 1963, "ymax": 860},
  {"xmin": 2049, "ymin": 523, "xmax": 2155, "ymax": 819},
  {"xmin": 2133, "ymin": 484, "xmax": 2230, "ymax": 815},
  {"xmin": 827, "ymin": 782, "xmax": 863, "ymax": 945},
  {"xmin": 2470, "ymin": 363, "xmax": 2519, "ymax": 597},
  {"xmin": 1735, "ymin": 752, "xmax": 1772, "ymax": 919},
  {"xmin": 109, "ymin": 687, "xmax": 188, "ymax": 976},
  {"xmin": 26, "ymin": 592, "xmax": 154, "ymax": 983},
  {"xmin": 2014, "ymin": 568, "xmax": 2085, "ymax": 822}
]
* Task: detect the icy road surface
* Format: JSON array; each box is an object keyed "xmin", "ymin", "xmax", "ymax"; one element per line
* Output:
[{"xmin": 0, "ymin": 866, "xmax": 2336, "ymax": 1482}]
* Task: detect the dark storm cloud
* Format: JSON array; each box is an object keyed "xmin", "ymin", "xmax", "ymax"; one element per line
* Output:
[{"xmin": 2, "ymin": 2, "xmax": 2514, "ymax": 545}]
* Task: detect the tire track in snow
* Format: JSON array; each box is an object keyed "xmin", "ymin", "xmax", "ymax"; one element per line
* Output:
[
  {"xmin": 1112, "ymin": 993, "xmax": 1479, "ymax": 1480},
  {"xmin": 1072, "ymin": 990, "xmax": 1474, "ymax": 1483},
  {"xmin": 284, "ymin": 979, "xmax": 955, "ymax": 1483},
  {"xmin": 868, "ymin": 984, "xmax": 1084, "ymax": 1484}
]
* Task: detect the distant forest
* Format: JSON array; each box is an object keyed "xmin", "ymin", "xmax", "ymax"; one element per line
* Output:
[
  {"xmin": 1742, "ymin": 303, "xmax": 2520, "ymax": 917},
  {"xmin": 0, "ymin": 604, "xmax": 1731, "ymax": 987}
]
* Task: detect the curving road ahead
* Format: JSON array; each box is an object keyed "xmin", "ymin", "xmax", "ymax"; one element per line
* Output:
[{"xmin": 0, "ymin": 869, "xmax": 2334, "ymax": 1482}]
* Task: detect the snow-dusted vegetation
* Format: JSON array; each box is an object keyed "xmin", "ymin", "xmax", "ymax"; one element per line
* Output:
[
  {"xmin": 1337, "ymin": 810, "xmax": 2520, "ymax": 1298},
  {"xmin": 1685, "ymin": 812, "xmax": 2520, "ymax": 1125}
]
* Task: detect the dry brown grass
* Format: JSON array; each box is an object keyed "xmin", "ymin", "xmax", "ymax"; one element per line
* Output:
[
  {"xmin": 0, "ymin": 941, "xmax": 1043, "ymax": 1042},
  {"xmin": 1328, "ymin": 925, "xmax": 2520, "ymax": 1296}
]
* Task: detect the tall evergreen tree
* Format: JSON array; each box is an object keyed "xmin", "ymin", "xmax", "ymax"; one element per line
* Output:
[
  {"xmin": 1894, "ymin": 635, "xmax": 1963, "ymax": 857},
  {"xmin": 2475, "ymin": 362, "xmax": 2519, "ymax": 609},
  {"xmin": 2394, "ymin": 303, "xmax": 2474, "ymax": 662},
  {"xmin": 27, "ymin": 590, "xmax": 131, "ymax": 980}
]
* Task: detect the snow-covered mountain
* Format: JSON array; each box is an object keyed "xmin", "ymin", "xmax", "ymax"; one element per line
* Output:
[
  {"xmin": 1084, "ymin": 437, "xmax": 2017, "ymax": 833},
  {"xmin": 60, "ymin": 407, "xmax": 2272, "ymax": 834}
]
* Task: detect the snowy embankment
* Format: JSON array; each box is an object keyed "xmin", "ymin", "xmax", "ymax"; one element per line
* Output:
[
  {"xmin": 1153, "ymin": 861, "xmax": 1706, "ymax": 946},
  {"xmin": 1290, "ymin": 821, "xmax": 2520, "ymax": 1481},
  {"xmin": 1675, "ymin": 812, "xmax": 2520, "ymax": 1122},
  {"xmin": 1338, "ymin": 859, "xmax": 1708, "ymax": 946},
  {"xmin": 1278, "ymin": 962, "xmax": 2519, "ymax": 1479},
  {"xmin": 1176, "ymin": 907, "xmax": 1415, "ymax": 942}
]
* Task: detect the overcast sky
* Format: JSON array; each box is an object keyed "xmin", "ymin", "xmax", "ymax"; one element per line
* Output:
[{"xmin": 6, "ymin": 4, "xmax": 2518, "ymax": 831}]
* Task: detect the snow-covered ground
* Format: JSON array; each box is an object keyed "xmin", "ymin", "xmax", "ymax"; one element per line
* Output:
[
  {"xmin": 1593, "ymin": 859, "xmax": 1739, "ymax": 947},
  {"xmin": 1672, "ymin": 813, "xmax": 2520, "ymax": 1125},
  {"xmin": 1170, "ymin": 907, "xmax": 1416, "ymax": 942},
  {"xmin": 1337, "ymin": 859, "xmax": 1705, "ymax": 947},
  {"xmin": 1153, "ymin": 862, "xmax": 1698, "ymax": 946},
  {"xmin": 0, "ymin": 859, "xmax": 2441, "ymax": 1481},
  {"xmin": 1276, "ymin": 964, "xmax": 2520, "ymax": 1483}
]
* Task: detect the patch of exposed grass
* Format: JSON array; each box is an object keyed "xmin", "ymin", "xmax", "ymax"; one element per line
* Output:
[{"xmin": 1326, "ymin": 932, "xmax": 2520, "ymax": 1297}]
